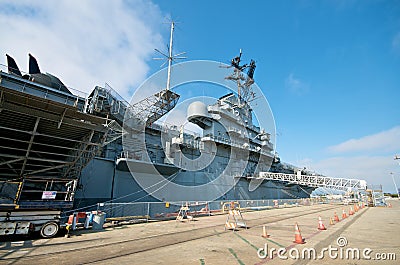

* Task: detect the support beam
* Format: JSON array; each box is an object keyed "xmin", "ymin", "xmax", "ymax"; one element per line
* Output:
[
  {"xmin": 0, "ymin": 89, "xmax": 4, "ymax": 112},
  {"xmin": 0, "ymin": 153, "xmax": 71, "ymax": 164},
  {"xmin": 20, "ymin": 117, "xmax": 40, "ymax": 176},
  {"xmin": 0, "ymin": 136, "xmax": 92, "ymax": 152},
  {"xmin": 0, "ymin": 158, "xmax": 24, "ymax": 166},
  {"xmin": 0, "ymin": 124, "xmax": 98, "ymax": 145},
  {"xmin": 28, "ymin": 163, "xmax": 72, "ymax": 175},
  {"xmin": 58, "ymin": 108, "xmax": 67, "ymax": 129},
  {"xmin": 62, "ymin": 130, "xmax": 95, "ymax": 178},
  {"xmin": 2, "ymin": 101, "xmax": 106, "ymax": 132}
]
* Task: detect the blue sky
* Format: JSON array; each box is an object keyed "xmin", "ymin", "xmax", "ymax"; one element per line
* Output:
[
  {"xmin": 0, "ymin": 0, "xmax": 399, "ymax": 192},
  {"xmin": 154, "ymin": 0, "xmax": 400, "ymax": 193}
]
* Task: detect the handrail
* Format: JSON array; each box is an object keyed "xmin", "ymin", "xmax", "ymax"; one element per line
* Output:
[{"xmin": 253, "ymin": 172, "xmax": 367, "ymax": 191}]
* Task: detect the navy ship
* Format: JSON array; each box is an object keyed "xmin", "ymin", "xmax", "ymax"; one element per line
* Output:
[
  {"xmin": 76, "ymin": 23, "xmax": 316, "ymax": 207},
  {"xmin": 0, "ymin": 23, "xmax": 316, "ymax": 216}
]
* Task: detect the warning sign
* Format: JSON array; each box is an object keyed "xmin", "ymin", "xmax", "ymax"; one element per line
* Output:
[{"xmin": 42, "ymin": 191, "xmax": 57, "ymax": 199}]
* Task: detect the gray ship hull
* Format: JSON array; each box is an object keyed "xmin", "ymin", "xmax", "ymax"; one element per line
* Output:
[{"xmin": 74, "ymin": 157, "xmax": 315, "ymax": 208}]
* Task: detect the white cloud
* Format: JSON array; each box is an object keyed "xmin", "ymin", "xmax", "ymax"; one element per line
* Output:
[
  {"xmin": 309, "ymin": 155, "xmax": 400, "ymax": 193},
  {"xmin": 296, "ymin": 127, "xmax": 400, "ymax": 193},
  {"xmin": 328, "ymin": 126, "xmax": 400, "ymax": 154},
  {"xmin": 285, "ymin": 73, "xmax": 309, "ymax": 95},
  {"xmin": 0, "ymin": 0, "xmax": 166, "ymax": 99}
]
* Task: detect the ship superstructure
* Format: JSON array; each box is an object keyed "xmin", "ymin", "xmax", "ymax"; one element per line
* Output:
[{"xmin": 79, "ymin": 23, "xmax": 316, "ymax": 204}]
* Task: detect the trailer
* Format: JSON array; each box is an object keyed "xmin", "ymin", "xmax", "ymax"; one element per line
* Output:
[{"xmin": 0, "ymin": 178, "xmax": 77, "ymax": 238}]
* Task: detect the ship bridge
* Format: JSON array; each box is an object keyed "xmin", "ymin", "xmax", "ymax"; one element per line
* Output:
[{"xmin": 252, "ymin": 172, "xmax": 367, "ymax": 191}]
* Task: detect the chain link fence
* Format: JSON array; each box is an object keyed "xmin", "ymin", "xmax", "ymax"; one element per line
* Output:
[{"xmin": 95, "ymin": 197, "xmax": 334, "ymax": 222}]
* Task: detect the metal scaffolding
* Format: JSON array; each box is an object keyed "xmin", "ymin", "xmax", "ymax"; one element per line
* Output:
[
  {"xmin": 126, "ymin": 89, "xmax": 180, "ymax": 126},
  {"xmin": 87, "ymin": 83, "xmax": 180, "ymax": 127},
  {"xmin": 0, "ymin": 71, "xmax": 118, "ymax": 181},
  {"xmin": 254, "ymin": 172, "xmax": 367, "ymax": 191}
]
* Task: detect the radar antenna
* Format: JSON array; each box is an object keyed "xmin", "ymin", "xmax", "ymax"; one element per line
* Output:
[
  {"xmin": 225, "ymin": 49, "xmax": 257, "ymax": 106},
  {"xmin": 153, "ymin": 22, "xmax": 186, "ymax": 90}
]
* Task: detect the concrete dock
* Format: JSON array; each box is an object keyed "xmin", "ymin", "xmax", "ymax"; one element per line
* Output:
[{"xmin": 1, "ymin": 200, "xmax": 399, "ymax": 265}]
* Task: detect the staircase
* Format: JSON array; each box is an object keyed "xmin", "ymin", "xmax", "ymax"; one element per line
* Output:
[{"xmin": 126, "ymin": 89, "xmax": 180, "ymax": 126}]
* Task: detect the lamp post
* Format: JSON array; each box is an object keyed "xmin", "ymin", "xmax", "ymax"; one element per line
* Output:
[
  {"xmin": 390, "ymin": 172, "xmax": 400, "ymax": 200},
  {"xmin": 394, "ymin": 155, "xmax": 400, "ymax": 200}
]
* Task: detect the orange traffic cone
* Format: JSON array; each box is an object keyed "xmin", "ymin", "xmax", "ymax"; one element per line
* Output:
[
  {"xmin": 329, "ymin": 217, "xmax": 334, "ymax": 225},
  {"xmin": 318, "ymin": 216, "xmax": 326, "ymax": 230},
  {"xmin": 293, "ymin": 223, "xmax": 305, "ymax": 244},
  {"xmin": 334, "ymin": 212, "xmax": 340, "ymax": 222},
  {"xmin": 349, "ymin": 206, "xmax": 354, "ymax": 215},
  {"xmin": 388, "ymin": 203, "xmax": 392, "ymax": 208},
  {"xmin": 354, "ymin": 205, "xmax": 358, "ymax": 212},
  {"xmin": 342, "ymin": 209, "xmax": 347, "ymax": 219},
  {"xmin": 261, "ymin": 225, "xmax": 270, "ymax": 238}
]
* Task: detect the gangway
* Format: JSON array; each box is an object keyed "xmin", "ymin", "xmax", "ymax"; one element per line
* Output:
[{"xmin": 254, "ymin": 172, "xmax": 367, "ymax": 191}]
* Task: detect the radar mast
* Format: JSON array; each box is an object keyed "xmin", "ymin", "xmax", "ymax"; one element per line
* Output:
[
  {"xmin": 225, "ymin": 49, "xmax": 256, "ymax": 107},
  {"xmin": 154, "ymin": 22, "xmax": 186, "ymax": 90}
]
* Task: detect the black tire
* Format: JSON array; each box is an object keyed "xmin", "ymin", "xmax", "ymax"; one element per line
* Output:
[{"xmin": 40, "ymin": 221, "xmax": 59, "ymax": 238}]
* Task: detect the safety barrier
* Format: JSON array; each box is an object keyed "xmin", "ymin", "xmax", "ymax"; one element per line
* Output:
[{"xmin": 94, "ymin": 197, "xmax": 339, "ymax": 221}]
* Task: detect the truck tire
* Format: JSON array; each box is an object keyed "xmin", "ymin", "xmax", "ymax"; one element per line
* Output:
[{"xmin": 40, "ymin": 221, "xmax": 59, "ymax": 238}]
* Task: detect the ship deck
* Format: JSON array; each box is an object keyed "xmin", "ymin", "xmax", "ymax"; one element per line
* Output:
[
  {"xmin": 0, "ymin": 73, "xmax": 108, "ymax": 180},
  {"xmin": 0, "ymin": 71, "xmax": 113, "ymax": 208},
  {"xmin": 1, "ymin": 200, "xmax": 398, "ymax": 264}
]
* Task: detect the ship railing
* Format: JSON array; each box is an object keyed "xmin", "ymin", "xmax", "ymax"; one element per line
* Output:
[
  {"xmin": 0, "ymin": 64, "xmax": 88, "ymax": 111},
  {"xmin": 104, "ymin": 83, "xmax": 130, "ymax": 106},
  {"xmin": 208, "ymin": 104, "xmax": 236, "ymax": 117},
  {"xmin": 208, "ymin": 105, "xmax": 261, "ymax": 133},
  {"xmin": 261, "ymin": 141, "xmax": 274, "ymax": 150},
  {"xmin": 145, "ymin": 121, "xmax": 201, "ymax": 137},
  {"xmin": 87, "ymin": 84, "xmax": 130, "ymax": 119},
  {"xmin": 171, "ymin": 136, "xmax": 203, "ymax": 149},
  {"xmin": 0, "ymin": 178, "xmax": 78, "ymax": 210},
  {"xmin": 227, "ymin": 127, "xmax": 244, "ymax": 137},
  {"xmin": 256, "ymin": 172, "xmax": 367, "ymax": 191},
  {"xmin": 147, "ymin": 122, "xmax": 166, "ymax": 132},
  {"xmin": 118, "ymin": 150, "xmax": 143, "ymax": 161},
  {"xmin": 201, "ymin": 135, "xmax": 272, "ymax": 155}
]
